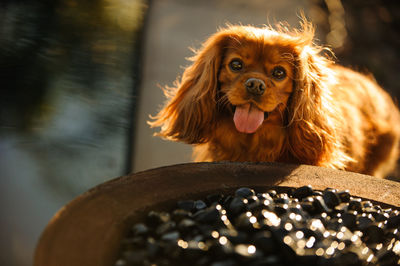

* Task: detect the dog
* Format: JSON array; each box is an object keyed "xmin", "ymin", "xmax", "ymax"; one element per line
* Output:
[{"xmin": 149, "ymin": 21, "xmax": 400, "ymax": 178}]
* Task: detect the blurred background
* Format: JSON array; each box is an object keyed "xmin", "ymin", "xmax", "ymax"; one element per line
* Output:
[{"xmin": 0, "ymin": 0, "xmax": 398, "ymax": 265}]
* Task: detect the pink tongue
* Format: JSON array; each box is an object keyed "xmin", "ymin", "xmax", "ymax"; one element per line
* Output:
[{"xmin": 233, "ymin": 103, "xmax": 264, "ymax": 133}]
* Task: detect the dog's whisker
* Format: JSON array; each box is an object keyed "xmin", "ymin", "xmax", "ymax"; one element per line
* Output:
[{"xmin": 216, "ymin": 94, "xmax": 232, "ymax": 110}]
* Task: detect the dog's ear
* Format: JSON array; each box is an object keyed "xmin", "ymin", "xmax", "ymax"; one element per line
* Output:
[
  {"xmin": 285, "ymin": 27, "xmax": 350, "ymax": 169},
  {"xmin": 149, "ymin": 30, "xmax": 232, "ymax": 144}
]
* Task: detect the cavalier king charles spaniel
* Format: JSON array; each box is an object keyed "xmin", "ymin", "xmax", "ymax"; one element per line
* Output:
[{"xmin": 149, "ymin": 21, "xmax": 400, "ymax": 178}]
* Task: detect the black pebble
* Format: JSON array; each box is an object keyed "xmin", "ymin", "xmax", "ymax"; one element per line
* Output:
[
  {"xmin": 172, "ymin": 209, "xmax": 190, "ymax": 222},
  {"xmin": 193, "ymin": 207, "xmax": 221, "ymax": 224},
  {"xmin": 235, "ymin": 187, "xmax": 255, "ymax": 198},
  {"xmin": 194, "ymin": 200, "xmax": 208, "ymax": 211},
  {"xmin": 206, "ymin": 193, "xmax": 224, "ymax": 205},
  {"xmin": 348, "ymin": 198, "xmax": 363, "ymax": 212},
  {"xmin": 117, "ymin": 186, "xmax": 399, "ymax": 266},
  {"xmin": 341, "ymin": 211, "xmax": 357, "ymax": 230},
  {"xmin": 114, "ymin": 259, "xmax": 127, "ymax": 266},
  {"xmin": 362, "ymin": 223, "xmax": 384, "ymax": 244},
  {"xmin": 123, "ymin": 249, "xmax": 147, "ymax": 264},
  {"xmin": 253, "ymin": 231, "xmax": 276, "ymax": 253},
  {"xmin": 228, "ymin": 197, "xmax": 247, "ymax": 217},
  {"xmin": 357, "ymin": 215, "xmax": 374, "ymax": 230},
  {"xmin": 386, "ymin": 214, "xmax": 400, "ymax": 229},
  {"xmin": 156, "ymin": 221, "xmax": 176, "ymax": 236},
  {"xmin": 177, "ymin": 200, "xmax": 195, "ymax": 212},
  {"xmin": 322, "ymin": 190, "xmax": 340, "ymax": 208},
  {"xmin": 336, "ymin": 252, "xmax": 361, "ymax": 265},
  {"xmin": 293, "ymin": 185, "xmax": 314, "ymax": 200},
  {"xmin": 131, "ymin": 223, "xmax": 149, "ymax": 236},
  {"xmin": 312, "ymin": 195, "xmax": 331, "ymax": 213},
  {"xmin": 161, "ymin": 231, "xmax": 180, "ymax": 242},
  {"xmin": 146, "ymin": 211, "xmax": 170, "ymax": 228},
  {"xmin": 178, "ymin": 218, "xmax": 197, "ymax": 235},
  {"xmin": 337, "ymin": 190, "xmax": 351, "ymax": 202},
  {"xmin": 266, "ymin": 189, "xmax": 277, "ymax": 198},
  {"xmin": 274, "ymin": 193, "xmax": 290, "ymax": 204}
]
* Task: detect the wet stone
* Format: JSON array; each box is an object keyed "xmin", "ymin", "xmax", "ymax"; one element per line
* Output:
[
  {"xmin": 194, "ymin": 200, "xmax": 208, "ymax": 211},
  {"xmin": 273, "ymin": 203, "xmax": 289, "ymax": 216},
  {"xmin": 221, "ymin": 229, "xmax": 247, "ymax": 245},
  {"xmin": 235, "ymin": 187, "xmax": 255, "ymax": 198},
  {"xmin": 177, "ymin": 200, "xmax": 196, "ymax": 212},
  {"xmin": 322, "ymin": 190, "xmax": 341, "ymax": 208},
  {"xmin": 292, "ymin": 185, "xmax": 314, "ymax": 200},
  {"xmin": 361, "ymin": 223, "xmax": 385, "ymax": 244},
  {"xmin": 235, "ymin": 213, "xmax": 256, "ymax": 232},
  {"xmin": 228, "ymin": 197, "xmax": 248, "ymax": 217},
  {"xmin": 206, "ymin": 194, "xmax": 224, "ymax": 206},
  {"xmin": 368, "ymin": 210, "xmax": 389, "ymax": 222},
  {"xmin": 376, "ymin": 249, "xmax": 400, "ymax": 266},
  {"xmin": 341, "ymin": 212, "xmax": 357, "ymax": 231},
  {"xmin": 312, "ymin": 196, "xmax": 331, "ymax": 213},
  {"xmin": 337, "ymin": 190, "xmax": 351, "ymax": 203},
  {"xmin": 146, "ymin": 211, "xmax": 170, "ymax": 228},
  {"xmin": 300, "ymin": 201, "xmax": 315, "ymax": 214},
  {"xmin": 178, "ymin": 218, "xmax": 197, "ymax": 235},
  {"xmin": 266, "ymin": 189, "xmax": 277, "ymax": 198},
  {"xmin": 362, "ymin": 201, "xmax": 373, "ymax": 208},
  {"xmin": 181, "ymin": 241, "xmax": 208, "ymax": 260},
  {"xmin": 160, "ymin": 231, "xmax": 180, "ymax": 242},
  {"xmin": 208, "ymin": 238, "xmax": 234, "ymax": 259},
  {"xmin": 114, "ymin": 259, "xmax": 127, "ymax": 266},
  {"xmin": 253, "ymin": 231, "xmax": 276, "ymax": 253},
  {"xmin": 123, "ymin": 249, "xmax": 147, "ymax": 264},
  {"xmin": 348, "ymin": 198, "xmax": 363, "ymax": 212},
  {"xmin": 193, "ymin": 207, "xmax": 221, "ymax": 224},
  {"xmin": 222, "ymin": 195, "xmax": 233, "ymax": 209},
  {"xmin": 257, "ymin": 192, "xmax": 273, "ymax": 202},
  {"xmin": 145, "ymin": 238, "xmax": 160, "ymax": 258},
  {"xmin": 386, "ymin": 214, "xmax": 400, "ymax": 229},
  {"xmin": 172, "ymin": 209, "xmax": 191, "ymax": 223},
  {"xmin": 274, "ymin": 194, "xmax": 290, "ymax": 204},
  {"xmin": 234, "ymin": 244, "xmax": 258, "ymax": 259},
  {"xmin": 329, "ymin": 252, "xmax": 361, "ymax": 266},
  {"xmin": 116, "ymin": 185, "xmax": 399, "ymax": 266},
  {"xmin": 247, "ymin": 199, "xmax": 264, "ymax": 212},
  {"xmin": 155, "ymin": 221, "xmax": 176, "ymax": 236},
  {"xmin": 356, "ymin": 214, "xmax": 374, "ymax": 230},
  {"xmin": 131, "ymin": 223, "xmax": 149, "ymax": 236},
  {"xmin": 312, "ymin": 191, "xmax": 323, "ymax": 197},
  {"xmin": 334, "ymin": 202, "xmax": 349, "ymax": 213}
]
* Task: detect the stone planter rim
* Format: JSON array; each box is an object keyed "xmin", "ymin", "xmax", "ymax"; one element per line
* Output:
[{"xmin": 34, "ymin": 162, "xmax": 400, "ymax": 266}]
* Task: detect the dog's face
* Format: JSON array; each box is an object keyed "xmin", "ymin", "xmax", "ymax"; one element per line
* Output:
[
  {"xmin": 218, "ymin": 40, "xmax": 295, "ymax": 133},
  {"xmin": 150, "ymin": 24, "xmax": 320, "ymax": 145}
]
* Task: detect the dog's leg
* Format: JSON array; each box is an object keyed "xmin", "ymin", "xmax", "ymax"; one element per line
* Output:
[{"xmin": 364, "ymin": 131, "xmax": 400, "ymax": 178}]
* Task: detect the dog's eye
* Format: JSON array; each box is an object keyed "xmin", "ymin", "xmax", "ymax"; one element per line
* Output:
[
  {"xmin": 229, "ymin": 59, "xmax": 243, "ymax": 71},
  {"xmin": 272, "ymin": 66, "xmax": 287, "ymax": 80}
]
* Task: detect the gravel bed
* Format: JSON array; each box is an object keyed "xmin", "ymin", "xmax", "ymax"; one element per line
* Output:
[{"xmin": 115, "ymin": 186, "xmax": 400, "ymax": 266}]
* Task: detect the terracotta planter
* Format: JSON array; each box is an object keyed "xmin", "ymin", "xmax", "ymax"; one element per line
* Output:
[{"xmin": 34, "ymin": 162, "xmax": 400, "ymax": 266}]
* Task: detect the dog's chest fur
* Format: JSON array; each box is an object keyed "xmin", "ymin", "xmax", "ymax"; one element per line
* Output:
[{"xmin": 194, "ymin": 118, "xmax": 287, "ymax": 162}]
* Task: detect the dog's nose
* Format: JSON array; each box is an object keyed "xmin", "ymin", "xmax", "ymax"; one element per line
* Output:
[{"xmin": 245, "ymin": 78, "xmax": 266, "ymax": 96}]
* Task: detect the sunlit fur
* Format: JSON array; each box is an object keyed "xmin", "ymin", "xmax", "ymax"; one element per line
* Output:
[{"xmin": 149, "ymin": 22, "xmax": 400, "ymax": 178}]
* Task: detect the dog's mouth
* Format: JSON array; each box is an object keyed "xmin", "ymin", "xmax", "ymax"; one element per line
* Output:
[{"xmin": 233, "ymin": 103, "xmax": 270, "ymax": 134}]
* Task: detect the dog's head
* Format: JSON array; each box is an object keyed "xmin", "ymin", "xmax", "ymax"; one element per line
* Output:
[
  {"xmin": 149, "ymin": 22, "xmax": 340, "ymax": 165},
  {"xmin": 217, "ymin": 27, "xmax": 299, "ymax": 133}
]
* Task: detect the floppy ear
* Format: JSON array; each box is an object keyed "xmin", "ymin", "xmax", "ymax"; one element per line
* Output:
[
  {"xmin": 149, "ymin": 31, "xmax": 231, "ymax": 144},
  {"xmin": 285, "ymin": 37, "xmax": 350, "ymax": 169}
]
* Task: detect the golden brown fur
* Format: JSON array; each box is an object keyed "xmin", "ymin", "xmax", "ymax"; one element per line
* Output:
[{"xmin": 149, "ymin": 22, "xmax": 400, "ymax": 178}]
